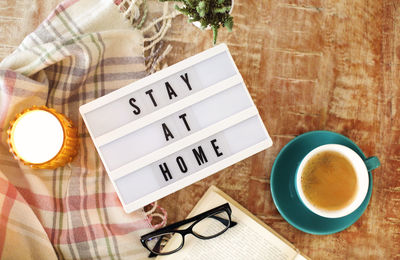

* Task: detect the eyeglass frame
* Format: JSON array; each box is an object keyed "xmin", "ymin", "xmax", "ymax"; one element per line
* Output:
[{"xmin": 140, "ymin": 203, "xmax": 237, "ymax": 257}]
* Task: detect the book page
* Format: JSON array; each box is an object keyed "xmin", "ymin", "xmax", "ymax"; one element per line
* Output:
[{"xmin": 157, "ymin": 186, "xmax": 306, "ymax": 260}]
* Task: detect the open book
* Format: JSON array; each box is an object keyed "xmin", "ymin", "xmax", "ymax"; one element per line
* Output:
[{"xmin": 156, "ymin": 186, "xmax": 308, "ymax": 260}]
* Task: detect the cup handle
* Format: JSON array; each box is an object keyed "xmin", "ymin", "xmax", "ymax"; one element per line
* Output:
[{"xmin": 364, "ymin": 156, "xmax": 380, "ymax": 171}]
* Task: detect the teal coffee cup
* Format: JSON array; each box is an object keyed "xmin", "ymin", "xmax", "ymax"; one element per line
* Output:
[{"xmin": 270, "ymin": 131, "xmax": 381, "ymax": 234}]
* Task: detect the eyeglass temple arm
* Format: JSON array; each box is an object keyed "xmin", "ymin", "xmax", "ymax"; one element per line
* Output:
[
  {"xmin": 209, "ymin": 215, "xmax": 237, "ymax": 227},
  {"xmin": 148, "ymin": 251, "xmax": 157, "ymax": 258},
  {"xmin": 148, "ymin": 212, "xmax": 210, "ymax": 234},
  {"xmin": 158, "ymin": 212, "xmax": 238, "ymax": 232},
  {"xmin": 147, "ymin": 234, "xmax": 167, "ymax": 258}
]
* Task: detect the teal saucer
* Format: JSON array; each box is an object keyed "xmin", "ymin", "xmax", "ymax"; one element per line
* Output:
[{"xmin": 270, "ymin": 130, "xmax": 373, "ymax": 235}]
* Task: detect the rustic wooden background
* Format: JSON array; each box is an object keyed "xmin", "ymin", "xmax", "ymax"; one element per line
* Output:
[{"xmin": 1, "ymin": 0, "xmax": 400, "ymax": 259}]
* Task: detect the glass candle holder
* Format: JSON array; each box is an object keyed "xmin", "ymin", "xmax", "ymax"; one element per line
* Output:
[{"xmin": 7, "ymin": 106, "xmax": 78, "ymax": 169}]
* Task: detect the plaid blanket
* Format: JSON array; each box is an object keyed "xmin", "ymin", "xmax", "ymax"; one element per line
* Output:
[{"xmin": 0, "ymin": 0, "xmax": 168, "ymax": 259}]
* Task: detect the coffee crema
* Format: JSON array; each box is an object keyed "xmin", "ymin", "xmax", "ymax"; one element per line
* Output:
[{"xmin": 301, "ymin": 151, "xmax": 358, "ymax": 211}]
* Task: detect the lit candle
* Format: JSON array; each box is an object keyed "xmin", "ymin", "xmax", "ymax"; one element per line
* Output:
[{"xmin": 7, "ymin": 106, "xmax": 78, "ymax": 169}]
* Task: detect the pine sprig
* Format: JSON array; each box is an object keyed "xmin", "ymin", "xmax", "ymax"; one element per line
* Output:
[{"xmin": 159, "ymin": 0, "xmax": 234, "ymax": 45}]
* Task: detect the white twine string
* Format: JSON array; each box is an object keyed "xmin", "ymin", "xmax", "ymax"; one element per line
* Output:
[{"xmin": 116, "ymin": 0, "xmax": 181, "ymax": 72}]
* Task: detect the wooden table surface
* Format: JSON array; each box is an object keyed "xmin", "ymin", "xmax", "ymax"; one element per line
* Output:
[{"xmin": 1, "ymin": 0, "xmax": 400, "ymax": 259}]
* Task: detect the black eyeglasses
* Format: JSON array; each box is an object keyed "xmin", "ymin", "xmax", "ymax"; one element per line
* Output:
[{"xmin": 140, "ymin": 203, "xmax": 237, "ymax": 257}]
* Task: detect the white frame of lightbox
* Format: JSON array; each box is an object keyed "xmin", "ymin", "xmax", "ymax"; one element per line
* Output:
[{"xmin": 80, "ymin": 44, "xmax": 273, "ymax": 213}]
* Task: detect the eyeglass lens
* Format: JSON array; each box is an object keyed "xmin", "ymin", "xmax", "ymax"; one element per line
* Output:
[
  {"xmin": 192, "ymin": 210, "xmax": 230, "ymax": 238},
  {"xmin": 145, "ymin": 232, "xmax": 183, "ymax": 255}
]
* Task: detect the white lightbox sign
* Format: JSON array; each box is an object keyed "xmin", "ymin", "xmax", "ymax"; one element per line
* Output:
[{"xmin": 80, "ymin": 44, "xmax": 273, "ymax": 213}]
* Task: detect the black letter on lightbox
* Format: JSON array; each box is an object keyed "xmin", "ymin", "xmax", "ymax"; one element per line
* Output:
[
  {"xmin": 129, "ymin": 98, "xmax": 141, "ymax": 115},
  {"xmin": 145, "ymin": 89, "xmax": 158, "ymax": 107},
  {"xmin": 211, "ymin": 139, "xmax": 223, "ymax": 157},
  {"xmin": 162, "ymin": 123, "xmax": 174, "ymax": 141},
  {"xmin": 180, "ymin": 73, "xmax": 192, "ymax": 91},
  {"xmin": 176, "ymin": 156, "xmax": 188, "ymax": 173},
  {"xmin": 192, "ymin": 146, "xmax": 208, "ymax": 166},
  {"xmin": 165, "ymin": 82, "xmax": 178, "ymax": 100},
  {"xmin": 159, "ymin": 162, "xmax": 173, "ymax": 181},
  {"xmin": 179, "ymin": 113, "xmax": 191, "ymax": 132}
]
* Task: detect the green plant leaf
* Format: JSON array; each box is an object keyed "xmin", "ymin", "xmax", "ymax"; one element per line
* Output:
[
  {"xmin": 200, "ymin": 18, "xmax": 208, "ymax": 29},
  {"xmin": 175, "ymin": 5, "xmax": 192, "ymax": 16},
  {"xmin": 212, "ymin": 25, "xmax": 218, "ymax": 45},
  {"xmin": 196, "ymin": 1, "xmax": 206, "ymax": 17},
  {"xmin": 214, "ymin": 6, "xmax": 231, "ymax": 13},
  {"xmin": 185, "ymin": 0, "xmax": 196, "ymax": 8},
  {"xmin": 224, "ymin": 15, "xmax": 233, "ymax": 31}
]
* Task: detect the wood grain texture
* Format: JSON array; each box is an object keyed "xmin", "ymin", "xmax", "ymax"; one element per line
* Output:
[
  {"xmin": 160, "ymin": 1, "xmax": 400, "ymax": 259},
  {"xmin": 1, "ymin": 0, "xmax": 399, "ymax": 259}
]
